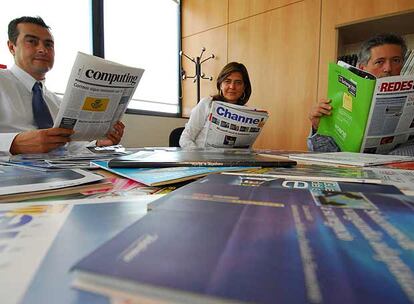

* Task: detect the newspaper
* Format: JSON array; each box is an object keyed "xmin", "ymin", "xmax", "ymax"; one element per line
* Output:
[
  {"xmin": 53, "ymin": 52, "xmax": 145, "ymax": 141},
  {"xmin": 361, "ymin": 75, "xmax": 414, "ymax": 153},
  {"xmin": 318, "ymin": 63, "xmax": 414, "ymax": 153},
  {"xmin": 204, "ymin": 100, "xmax": 268, "ymax": 148}
]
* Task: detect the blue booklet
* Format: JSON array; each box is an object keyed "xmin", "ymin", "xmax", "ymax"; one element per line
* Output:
[
  {"xmin": 92, "ymin": 160, "xmax": 254, "ymax": 186},
  {"xmin": 71, "ymin": 176, "xmax": 414, "ymax": 303}
]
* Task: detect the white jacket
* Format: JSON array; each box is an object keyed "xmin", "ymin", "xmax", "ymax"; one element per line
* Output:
[{"xmin": 179, "ymin": 96, "xmax": 213, "ymax": 148}]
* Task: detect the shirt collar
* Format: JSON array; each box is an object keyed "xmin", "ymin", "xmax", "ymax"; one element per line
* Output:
[{"xmin": 10, "ymin": 64, "xmax": 46, "ymax": 92}]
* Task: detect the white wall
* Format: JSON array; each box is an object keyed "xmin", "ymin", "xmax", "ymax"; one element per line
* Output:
[{"xmin": 121, "ymin": 114, "xmax": 188, "ymax": 148}]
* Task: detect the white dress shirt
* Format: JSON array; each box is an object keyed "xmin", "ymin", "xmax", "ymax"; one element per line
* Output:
[
  {"xmin": 179, "ymin": 96, "xmax": 213, "ymax": 148},
  {"xmin": 0, "ymin": 64, "xmax": 92, "ymax": 154}
]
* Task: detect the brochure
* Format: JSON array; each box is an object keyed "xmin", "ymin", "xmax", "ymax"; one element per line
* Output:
[
  {"xmin": 53, "ymin": 52, "xmax": 145, "ymax": 141},
  {"xmin": 204, "ymin": 100, "xmax": 268, "ymax": 148},
  {"xmin": 318, "ymin": 63, "xmax": 414, "ymax": 153}
]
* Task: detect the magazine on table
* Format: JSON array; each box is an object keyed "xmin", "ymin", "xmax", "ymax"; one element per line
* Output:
[
  {"xmin": 71, "ymin": 174, "xmax": 414, "ymax": 303},
  {"xmin": 6, "ymin": 145, "xmax": 127, "ymax": 170},
  {"xmin": 0, "ymin": 198, "xmax": 161, "ymax": 304},
  {"xmin": 204, "ymin": 100, "xmax": 269, "ymax": 148},
  {"xmin": 0, "ymin": 165, "xmax": 103, "ymax": 196},
  {"xmin": 92, "ymin": 160, "xmax": 256, "ymax": 186},
  {"xmin": 53, "ymin": 52, "xmax": 145, "ymax": 141},
  {"xmin": 223, "ymin": 165, "xmax": 414, "ymax": 195},
  {"xmin": 288, "ymin": 151, "xmax": 414, "ymax": 166},
  {"xmin": 108, "ymin": 149, "xmax": 296, "ymax": 168},
  {"xmin": 195, "ymin": 173, "xmax": 402, "ymax": 196},
  {"xmin": 317, "ymin": 62, "xmax": 414, "ymax": 154},
  {"xmin": 223, "ymin": 163, "xmax": 384, "ymax": 183}
]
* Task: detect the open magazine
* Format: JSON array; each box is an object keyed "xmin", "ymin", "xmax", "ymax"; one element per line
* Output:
[
  {"xmin": 53, "ymin": 52, "xmax": 145, "ymax": 141},
  {"xmin": 204, "ymin": 100, "xmax": 268, "ymax": 148},
  {"xmin": 317, "ymin": 62, "xmax": 414, "ymax": 153}
]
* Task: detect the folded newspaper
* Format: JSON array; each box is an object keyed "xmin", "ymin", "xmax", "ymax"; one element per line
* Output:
[
  {"xmin": 204, "ymin": 100, "xmax": 268, "ymax": 148},
  {"xmin": 318, "ymin": 63, "xmax": 414, "ymax": 153},
  {"xmin": 53, "ymin": 52, "xmax": 145, "ymax": 141}
]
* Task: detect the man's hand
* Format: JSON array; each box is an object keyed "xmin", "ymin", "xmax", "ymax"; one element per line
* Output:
[
  {"xmin": 10, "ymin": 128, "xmax": 74, "ymax": 155},
  {"xmin": 308, "ymin": 99, "xmax": 332, "ymax": 131},
  {"xmin": 96, "ymin": 121, "xmax": 125, "ymax": 147}
]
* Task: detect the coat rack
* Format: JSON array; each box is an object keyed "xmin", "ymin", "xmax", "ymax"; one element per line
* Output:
[{"xmin": 180, "ymin": 47, "xmax": 215, "ymax": 103}]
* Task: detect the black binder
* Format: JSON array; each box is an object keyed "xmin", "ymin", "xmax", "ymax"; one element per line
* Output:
[{"xmin": 108, "ymin": 149, "xmax": 296, "ymax": 168}]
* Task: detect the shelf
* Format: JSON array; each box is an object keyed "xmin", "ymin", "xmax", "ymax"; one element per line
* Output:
[{"xmin": 337, "ymin": 10, "xmax": 414, "ymax": 56}]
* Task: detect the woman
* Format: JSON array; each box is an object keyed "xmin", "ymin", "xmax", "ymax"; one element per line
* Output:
[{"xmin": 179, "ymin": 62, "xmax": 252, "ymax": 148}]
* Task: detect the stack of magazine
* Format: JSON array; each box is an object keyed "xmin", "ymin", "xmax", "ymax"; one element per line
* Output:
[
  {"xmin": 0, "ymin": 164, "xmax": 109, "ymax": 203},
  {"xmin": 70, "ymin": 173, "xmax": 414, "ymax": 303}
]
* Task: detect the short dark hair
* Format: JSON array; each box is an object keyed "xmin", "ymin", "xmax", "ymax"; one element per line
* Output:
[
  {"xmin": 358, "ymin": 33, "xmax": 407, "ymax": 65},
  {"xmin": 212, "ymin": 62, "xmax": 252, "ymax": 105},
  {"xmin": 8, "ymin": 16, "xmax": 50, "ymax": 44}
]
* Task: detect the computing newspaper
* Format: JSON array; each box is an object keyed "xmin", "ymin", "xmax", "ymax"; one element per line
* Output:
[
  {"xmin": 204, "ymin": 100, "xmax": 268, "ymax": 148},
  {"xmin": 53, "ymin": 52, "xmax": 145, "ymax": 141},
  {"xmin": 318, "ymin": 63, "xmax": 414, "ymax": 154}
]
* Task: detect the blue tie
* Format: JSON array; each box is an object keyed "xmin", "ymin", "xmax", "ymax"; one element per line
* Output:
[{"xmin": 32, "ymin": 82, "xmax": 53, "ymax": 129}]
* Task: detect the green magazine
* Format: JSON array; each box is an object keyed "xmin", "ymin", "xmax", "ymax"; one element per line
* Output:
[{"xmin": 317, "ymin": 63, "xmax": 376, "ymax": 152}]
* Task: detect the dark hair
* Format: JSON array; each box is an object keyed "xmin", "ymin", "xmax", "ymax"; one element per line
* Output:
[
  {"xmin": 8, "ymin": 16, "xmax": 50, "ymax": 44},
  {"xmin": 212, "ymin": 62, "xmax": 252, "ymax": 105},
  {"xmin": 358, "ymin": 33, "xmax": 407, "ymax": 66}
]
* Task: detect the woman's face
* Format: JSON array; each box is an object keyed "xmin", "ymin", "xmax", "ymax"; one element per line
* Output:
[{"xmin": 220, "ymin": 72, "xmax": 245, "ymax": 103}]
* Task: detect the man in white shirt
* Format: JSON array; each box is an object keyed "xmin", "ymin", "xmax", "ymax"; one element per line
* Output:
[{"xmin": 0, "ymin": 16, "xmax": 125, "ymax": 154}]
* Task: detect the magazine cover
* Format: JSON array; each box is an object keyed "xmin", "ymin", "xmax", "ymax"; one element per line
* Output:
[
  {"xmin": 361, "ymin": 74, "xmax": 414, "ymax": 153},
  {"xmin": 204, "ymin": 100, "xmax": 268, "ymax": 148},
  {"xmin": 5, "ymin": 199, "xmax": 159, "ymax": 304},
  {"xmin": 317, "ymin": 63, "xmax": 376, "ymax": 152},
  {"xmin": 71, "ymin": 179, "xmax": 414, "ymax": 304}
]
